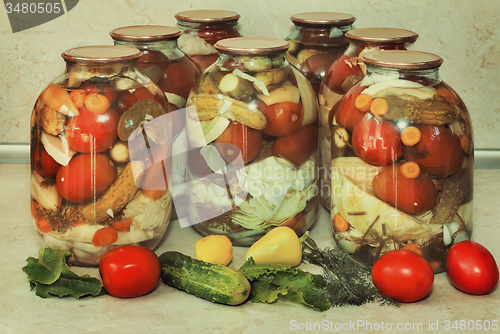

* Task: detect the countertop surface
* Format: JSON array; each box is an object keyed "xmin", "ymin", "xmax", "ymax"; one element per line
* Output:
[{"xmin": 1, "ymin": 164, "xmax": 499, "ymax": 334}]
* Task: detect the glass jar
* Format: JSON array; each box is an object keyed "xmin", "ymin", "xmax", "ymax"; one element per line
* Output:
[
  {"xmin": 110, "ymin": 25, "xmax": 201, "ymax": 111},
  {"xmin": 318, "ymin": 28, "xmax": 418, "ymax": 210},
  {"xmin": 175, "ymin": 10, "xmax": 242, "ymax": 72},
  {"xmin": 30, "ymin": 46, "xmax": 173, "ymax": 266},
  {"xmin": 110, "ymin": 25, "xmax": 202, "ymax": 220},
  {"xmin": 185, "ymin": 37, "xmax": 319, "ymax": 245},
  {"xmin": 330, "ymin": 50, "xmax": 473, "ymax": 272},
  {"xmin": 285, "ymin": 12, "xmax": 356, "ymax": 93}
]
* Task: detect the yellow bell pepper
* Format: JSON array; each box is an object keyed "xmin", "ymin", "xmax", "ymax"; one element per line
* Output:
[
  {"xmin": 195, "ymin": 235, "xmax": 233, "ymax": 266},
  {"xmin": 245, "ymin": 226, "xmax": 309, "ymax": 267}
]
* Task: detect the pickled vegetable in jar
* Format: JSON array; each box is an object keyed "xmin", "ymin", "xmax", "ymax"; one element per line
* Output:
[
  {"xmin": 30, "ymin": 46, "xmax": 173, "ymax": 266},
  {"xmin": 110, "ymin": 25, "xmax": 202, "ymax": 220},
  {"xmin": 285, "ymin": 12, "xmax": 356, "ymax": 93},
  {"xmin": 318, "ymin": 28, "xmax": 418, "ymax": 210},
  {"xmin": 175, "ymin": 10, "xmax": 242, "ymax": 72},
  {"xmin": 330, "ymin": 50, "xmax": 473, "ymax": 272},
  {"xmin": 110, "ymin": 25, "xmax": 201, "ymax": 111},
  {"xmin": 185, "ymin": 37, "xmax": 319, "ymax": 246}
]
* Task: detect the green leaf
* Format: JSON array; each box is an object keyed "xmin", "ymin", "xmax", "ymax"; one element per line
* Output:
[
  {"xmin": 239, "ymin": 259, "xmax": 331, "ymax": 312},
  {"xmin": 22, "ymin": 248, "xmax": 70, "ymax": 284},
  {"xmin": 23, "ymin": 248, "xmax": 104, "ymax": 299}
]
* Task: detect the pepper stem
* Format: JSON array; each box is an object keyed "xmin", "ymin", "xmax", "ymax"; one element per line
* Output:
[{"xmin": 299, "ymin": 231, "xmax": 310, "ymax": 244}]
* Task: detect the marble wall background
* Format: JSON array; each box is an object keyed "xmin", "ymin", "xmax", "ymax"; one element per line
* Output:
[{"xmin": 0, "ymin": 0, "xmax": 499, "ymax": 148}]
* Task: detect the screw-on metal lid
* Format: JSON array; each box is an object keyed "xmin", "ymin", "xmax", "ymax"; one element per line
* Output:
[
  {"xmin": 110, "ymin": 25, "xmax": 181, "ymax": 41},
  {"xmin": 215, "ymin": 37, "xmax": 289, "ymax": 53},
  {"xmin": 345, "ymin": 28, "xmax": 418, "ymax": 44},
  {"xmin": 362, "ymin": 50, "xmax": 444, "ymax": 69},
  {"xmin": 62, "ymin": 45, "xmax": 142, "ymax": 62},
  {"xmin": 175, "ymin": 10, "xmax": 240, "ymax": 23},
  {"xmin": 290, "ymin": 12, "xmax": 356, "ymax": 26}
]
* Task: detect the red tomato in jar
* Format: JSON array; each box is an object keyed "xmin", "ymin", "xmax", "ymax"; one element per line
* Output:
[
  {"xmin": 323, "ymin": 54, "xmax": 364, "ymax": 95},
  {"xmin": 257, "ymin": 100, "xmax": 304, "ymax": 137},
  {"xmin": 372, "ymin": 162, "xmax": 437, "ymax": 215},
  {"xmin": 334, "ymin": 84, "xmax": 366, "ymax": 132},
  {"xmin": 56, "ymin": 153, "xmax": 117, "ymax": 203},
  {"xmin": 352, "ymin": 116, "xmax": 403, "ymax": 166},
  {"xmin": 138, "ymin": 49, "xmax": 169, "ymax": 72},
  {"xmin": 214, "ymin": 122, "xmax": 262, "ymax": 163},
  {"xmin": 99, "ymin": 245, "xmax": 161, "ymax": 298},
  {"xmin": 404, "ymin": 125, "xmax": 464, "ymax": 178},
  {"xmin": 32, "ymin": 145, "xmax": 61, "ymax": 178},
  {"xmin": 300, "ymin": 53, "xmax": 335, "ymax": 91},
  {"xmin": 446, "ymin": 241, "xmax": 499, "ymax": 295},
  {"xmin": 272, "ymin": 125, "xmax": 317, "ymax": 165},
  {"xmin": 372, "ymin": 249, "xmax": 434, "ymax": 302},
  {"xmin": 159, "ymin": 62, "xmax": 200, "ymax": 100},
  {"xmin": 81, "ymin": 79, "xmax": 117, "ymax": 103},
  {"xmin": 65, "ymin": 107, "xmax": 119, "ymax": 153}
]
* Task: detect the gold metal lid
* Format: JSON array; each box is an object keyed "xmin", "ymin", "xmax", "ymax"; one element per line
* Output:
[
  {"xmin": 110, "ymin": 25, "xmax": 181, "ymax": 41},
  {"xmin": 175, "ymin": 10, "xmax": 240, "ymax": 23},
  {"xmin": 362, "ymin": 50, "xmax": 444, "ymax": 69},
  {"xmin": 62, "ymin": 45, "xmax": 142, "ymax": 63},
  {"xmin": 345, "ymin": 28, "xmax": 418, "ymax": 44},
  {"xmin": 290, "ymin": 12, "xmax": 356, "ymax": 26},
  {"xmin": 215, "ymin": 37, "xmax": 289, "ymax": 53}
]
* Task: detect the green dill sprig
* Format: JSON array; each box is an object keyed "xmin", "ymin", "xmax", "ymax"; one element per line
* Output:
[{"xmin": 302, "ymin": 237, "xmax": 399, "ymax": 307}]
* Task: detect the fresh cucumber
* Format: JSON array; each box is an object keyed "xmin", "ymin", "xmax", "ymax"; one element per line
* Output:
[{"xmin": 159, "ymin": 251, "xmax": 250, "ymax": 306}]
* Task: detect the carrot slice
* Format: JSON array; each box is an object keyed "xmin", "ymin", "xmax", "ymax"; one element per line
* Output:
[
  {"xmin": 400, "ymin": 161, "xmax": 421, "ymax": 179},
  {"xmin": 400, "ymin": 126, "xmax": 422, "ymax": 146},
  {"xmin": 36, "ymin": 218, "xmax": 52, "ymax": 233},
  {"xmin": 69, "ymin": 89, "xmax": 87, "ymax": 109},
  {"xmin": 84, "ymin": 93, "xmax": 110, "ymax": 114},
  {"xmin": 333, "ymin": 212, "xmax": 349, "ymax": 232},
  {"xmin": 403, "ymin": 243, "xmax": 423, "ymax": 256},
  {"xmin": 39, "ymin": 83, "xmax": 80, "ymax": 116},
  {"xmin": 92, "ymin": 227, "xmax": 118, "ymax": 247},
  {"xmin": 370, "ymin": 98, "xmax": 389, "ymax": 116},
  {"xmin": 354, "ymin": 93, "xmax": 373, "ymax": 112},
  {"xmin": 112, "ymin": 219, "xmax": 133, "ymax": 232}
]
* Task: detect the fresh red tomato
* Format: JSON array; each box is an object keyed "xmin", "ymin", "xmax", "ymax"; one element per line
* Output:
[
  {"xmin": 352, "ymin": 116, "xmax": 403, "ymax": 166},
  {"xmin": 32, "ymin": 145, "xmax": 61, "ymax": 178},
  {"xmin": 214, "ymin": 122, "xmax": 262, "ymax": 163},
  {"xmin": 404, "ymin": 125, "xmax": 464, "ymax": 178},
  {"xmin": 56, "ymin": 153, "xmax": 117, "ymax": 203},
  {"xmin": 81, "ymin": 79, "xmax": 117, "ymax": 103},
  {"xmin": 272, "ymin": 125, "xmax": 317, "ymax": 165},
  {"xmin": 257, "ymin": 100, "xmax": 304, "ymax": 137},
  {"xmin": 323, "ymin": 54, "xmax": 364, "ymax": 95},
  {"xmin": 372, "ymin": 249, "xmax": 434, "ymax": 302},
  {"xmin": 65, "ymin": 107, "xmax": 119, "ymax": 153},
  {"xmin": 159, "ymin": 62, "xmax": 200, "ymax": 99},
  {"xmin": 446, "ymin": 241, "xmax": 499, "ymax": 295},
  {"xmin": 334, "ymin": 84, "xmax": 366, "ymax": 132},
  {"xmin": 99, "ymin": 245, "xmax": 161, "ymax": 298},
  {"xmin": 372, "ymin": 162, "xmax": 437, "ymax": 215}
]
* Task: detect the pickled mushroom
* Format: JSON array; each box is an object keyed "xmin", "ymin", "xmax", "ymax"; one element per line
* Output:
[
  {"xmin": 40, "ymin": 104, "xmax": 67, "ymax": 136},
  {"xmin": 241, "ymin": 56, "xmax": 273, "ymax": 71},
  {"xmin": 117, "ymin": 99, "xmax": 167, "ymax": 142}
]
